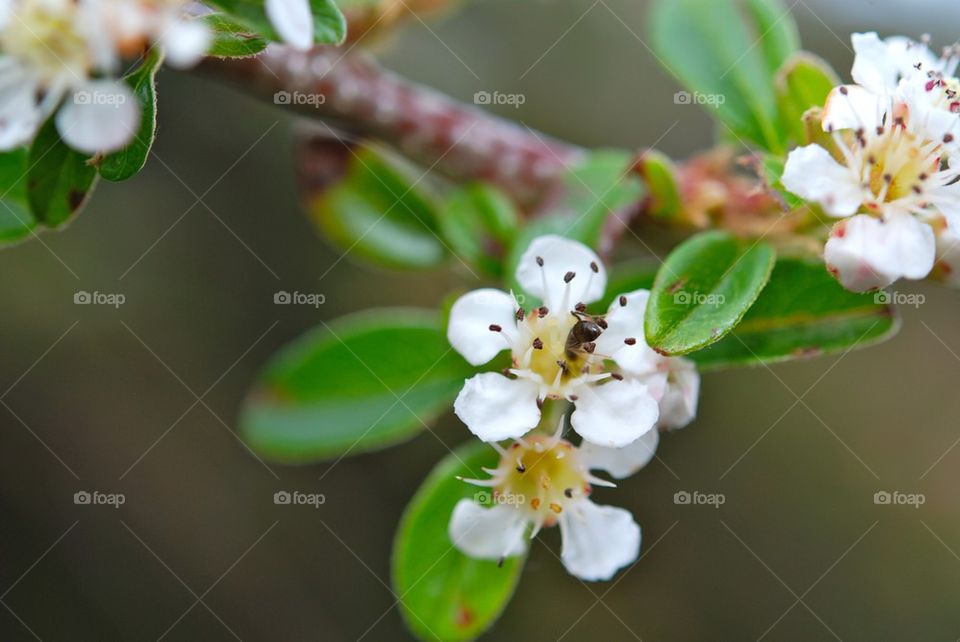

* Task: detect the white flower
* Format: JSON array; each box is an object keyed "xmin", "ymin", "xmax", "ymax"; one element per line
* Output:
[
  {"xmin": 850, "ymin": 32, "xmax": 949, "ymax": 96},
  {"xmin": 265, "ymin": 0, "xmax": 313, "ymax": 51},
  {"xmin": 449, "ymin": 425, "xmax": 658, "ymax": 581},
  {"xmin": 447, "ymin": 235, "xmax": 699, "ymax": 448}
]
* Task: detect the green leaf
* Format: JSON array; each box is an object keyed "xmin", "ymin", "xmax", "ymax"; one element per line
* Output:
[
  {"xmin": 649, "ymin": 0, "xmax": 798, "ymax": 152},
  {"xmin": 645, "ymin": 231, "xmax": 775, "ymax": 355},
  {"xmin": 775, "ymin": 52, "xmax": 839, "ymax": 143},
  {"xmin": 439, "ymin": 183, "xmax": 519, "ymax": 278},
  {"xmin": 393, "ymin": 441, "xmax": 525, "ymax": 642},
  {"xmin": 635, "ymin": 149, "xmax": 682, "ymax": 220},
  {"xmin": 203, "ymin": 14, "xmax": 268, "ymax": 57},
  {"xmin": 506, "ymin": 150, "xmax": 644, "ymax": 298},
  {"xmin": 98, "ymin": 49, "xmax": 163, "ymax": 182},
  {"xmin": 691, "ymin": 258, "xmax": 900, "ymax": 368},
  {"xmin": 239, "ymin": 309, "xmax": 476, "ymax": 463},
  {"xmin": 207, "ymin": 0, "xmax": 346, "ymax": 46},
  {"xmin": 743, "ymin": 0, "xmax": 800, "ymax": 74},
  {"xmin": 307, "ymin": 146, "xmax": 446, "ymax": 269},
  {"xmin": 0, "ymin": 148, "xmax": 37, "ymax": 244},
  {"xmin": 27, "ymin": 117, "xmax": 97, "ymax": 227}
]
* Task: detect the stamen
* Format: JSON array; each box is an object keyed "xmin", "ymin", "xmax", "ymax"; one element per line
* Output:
[
  {"xmin": 624, "ymin": 337, "xmax": 637, "ymax": 345},
  {"xmin": 489, "ymin": 324, "xmax": 502, "ymax": 332},
  {"xmin": 538, "ymin": 306, "xmax": 549, "ymax": 318},
  {"xmin": 563, "ymin": 271, "xmax": 575, "ymax": 283},
  {"xmin": 619, "ymin": 295, "xmax": 627, "ymax": 306},
  {"xmin": 532, "ymin": 337, "xmax": 543, "ymax": 350}
]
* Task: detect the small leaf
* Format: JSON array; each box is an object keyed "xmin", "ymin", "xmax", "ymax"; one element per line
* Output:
[
  {"xmin": 691, "ymin": 257, "xmax": 900, "ymax": 368},
  {"xmin": 27, "ymin": 117, "xmax": 97, "ymax": 227},
  {"xmin": 0, "ymin": 148, "xmax": 37, "ymax": 244},
  {"xmin": 636, "ymin": 149, "xmax": 682, "ymax": 220},
  {"xmin": 776, "ymin": 52, "xmax": 839, "ymax": 143},
  {"xmin": 98, "ymin": 49, "xmax": 164, "ymax": 182},
  {"xmin": 204, "ymin": 14, "xmax": 268, "ymax": 57},
  {"xmin": 439, "ymin": 183, "xmax": 519, "ymax": 278},
  {"xmin": 743, "ymin": 0, "xmax": 800, "ymax": 74},
  {"xmin": 207, "ymin": 0, "xmax": 346, "ymax": 46},
  {"xmin": 645, "ymin": 231, "xmax": 775, "ymax": 355},
  {"xmin": 307, "ymin": 145, "xmax": 446, "ymax": 269},
  {"xmin": 393, "ymin": 441, "xmax": 525, "ymax": 642},
  {"xmin": 239, "ymin": 309, "xmax": 476, "ymax": 463},
  {"xmin": 649, "ymin": 0, "xmax": 798, "ymax": 152}
]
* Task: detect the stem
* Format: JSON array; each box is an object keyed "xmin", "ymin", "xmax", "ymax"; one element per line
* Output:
[{"xmin": 203, "ymin": 46, "xmax": 586, "ymax": 207}]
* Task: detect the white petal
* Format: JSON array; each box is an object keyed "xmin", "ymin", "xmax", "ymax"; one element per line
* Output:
[
  {"xmin": 824, "ymin": 214, "xmax": 934, "ymax": 291},
  {"xmin": 447, "ymin": 288, "xmax": 517, "ymax": 366},
  {"xmin": 851, "ymin": 33, "xmax": 939, "ymax": 94},
  {"xmin": 0, "ymin": 67, "xmax": 43, "ymax": 150},
  {"xmin": 161, "ymin": 19, "xmax": 211, "ymax": 68},
  {"xmin": 578, "ymin": 428, "xmax": 659, "ymax": 480},
  {"xmin": 595, "ymin": 289, "xmax": 662, "ymax": 376},
  {"xmin": 449, "ymin": 499, "xmax": 528, "ymax": 560},
  {"xmin": 453, "ymin": 373, "xmax": 540, "ymax": 442},
  {"xmin": 657, "ymin": 359, "xmax": 700, "ymax": 430},
  {"xmin": 559, "ymin": 500, "xmax": 640, "ymax": 581},
  {"xmin": 265, "ymin": 0, "xmax": 313, "ymax": 51},
  {"xmin": 822, "ymin": 84, "xmax": 886, "ymax": 134},
  {"xmin": 570, "ymin": 378, "xmax": 659, "ymax": 448},
  {"xmin": 781, "ymin": 144, "xmax": 863, "ymax": 217},
  {"xmin": 885, "ymin": 213, "xmax": 936, "ymax": 279},
  {"xmin": 56, "ymin": 80, "xmax": 139, "ymax": 154},
  {"xmin": 515, "ymin": 235, "xmax": 607, "ymax": 309}
]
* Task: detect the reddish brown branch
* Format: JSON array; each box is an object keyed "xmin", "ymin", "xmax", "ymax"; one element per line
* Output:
[{"xmin": 204, "ymin": 46, "xmax": 585, "ymax": 206}]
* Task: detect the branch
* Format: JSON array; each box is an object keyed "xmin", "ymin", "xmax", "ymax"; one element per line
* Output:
[{"xmin": 203, "ymin": 46, "xmax": 586, "ymax": 206}]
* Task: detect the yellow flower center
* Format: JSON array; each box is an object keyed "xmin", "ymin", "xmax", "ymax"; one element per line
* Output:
[
  {"xmin": 494, "ymin": 436, "xmax": 589, "ymax": 526},
  {"xmin": 1, "ymin": 0, "xmax": 93, "ymax": 85}
]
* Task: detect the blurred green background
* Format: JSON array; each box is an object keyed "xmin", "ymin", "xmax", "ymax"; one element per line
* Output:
[{"xmin": 2, "ymin": 0, "xmax": 960, "ymax": 639}]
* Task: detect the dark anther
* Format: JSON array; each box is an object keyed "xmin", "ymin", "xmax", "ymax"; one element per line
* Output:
[
  {"xmin": 624, "ymin": 337, "xmax": 637, "ymax": 345},
  {"xmin": 619, "ymin": 295, "xmax": 627, "ymax": 306},
  {"xmin": 590, "ymin": 261, "xmax": 599, "ymax": 273},
  {"xmin": 489, "ymin": 324, "xmax": 502, "ymax": 332},
  {"xmin": 536, "ymin": 256, "xmax": 544, "ymax": 266},
  {"xmin": 532, "ymin": 338, "xmax": 544, "ymax": 350},
  {"xmin": 563, "ymin": 271, "xmax": 576, "ymax": 283}
]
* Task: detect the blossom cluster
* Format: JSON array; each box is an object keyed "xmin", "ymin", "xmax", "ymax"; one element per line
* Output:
[
  {"xmin": 0, "ymin": 0, "xmax": 312, "ymax": 154},
  {"xmin": 445, "ymin": 235, "xmax": 701, "ymax": 581},
  {"xmin": 782, "ymin": 32, "xmax": 960, "ymax": 291}
]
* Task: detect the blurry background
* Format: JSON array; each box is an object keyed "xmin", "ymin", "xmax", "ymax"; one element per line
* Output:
[{"xmin": 2, "ymin": 0, "xmax": 960, "ymax": 639}]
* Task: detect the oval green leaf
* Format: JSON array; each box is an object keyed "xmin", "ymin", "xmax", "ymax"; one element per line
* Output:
[
  {"xmin": 393, "ymin": 441, "xmax": 525, "ymax": 642},
  {"xmin": 206, "ymin": 0, "xmax": 346, "ymax": 46},
  {"xmin": 98, "ymin": 49, "xmax": 163, "ymax": 182},
  {"xmin": 775, "ymin": 51, "xmax": 839, "ymax": 144},
  {"xmin": 239, "ymin": 309, "xmax": 475, "ymax": 463},
  {"xmin": 204, "ymin": 14, "xmax": 268, "ymax": 58},
  {"xmin": 649, "ymin": 0, "xmax": 798, "ymax": 152},
  {"xmin": 27, "ymin": 116, "xmax": 97, "ymax": 227},
  {"xmin": 307, "ymin": 145, "xmax": 446, "ymax": 270},
  {"xmin": 645, "ymin": 231, "xmax": 775, "ymax": 355},
  {"xmin": 691, "ymin": 257, "xmax": 900, "ymax": 369}
]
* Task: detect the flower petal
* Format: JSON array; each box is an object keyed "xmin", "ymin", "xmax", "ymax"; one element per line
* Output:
[
  {"xmin": 781, "ymin": 144, "xmax": 863, "ymax": 217},
  {"xmin": 0, "ymin": 69, "xmax": 42, "ymax": 150},
  {"xmin": 161, "ymin": 18, "xmax": 212, "ymax": 68},
  {"xmin": 559, "ymin": 500, "xmax": 640, "ymax": 581},
  {"xmin": 515, "ymin": 235, "xmax": 607, "ymax": 309},
  {"xmin": 55, "ymin": 80, "xmax": 139, "ymax": 153},
  {"xmin": 265, "ymin": 0, "xmax": 313, "ymax": 51},
  {"xmin": 934, "ymin": 220, "xmax": 960, "ymax": 287},
  {"xmin": 448, "ymin": 499, "xmax": 528, "ymax": 560},
  {"xmin": 447, "ymin": 288, "xmax": 517, "ymax": 366},
  {"xmin": 824, "ymin": 213, "xmax": 934, "ymax": 291},
  {"xmin": 658, "ymin": 359, "xmax": 700, "ymax": 430},
  {"xmin": 453, "ymin": 373, "xmax": 540, "ymax": 442},
  {"xmin": 578, "ymin": 428, "xmax": 659, "ymax": 480},
  {"xmin": 570, "ymin": 378, "xmax": 659, "ymax": 448},
  {"xmin": 822, "ymin": 84, "xmax": 887, "ymax": 135},
  {"xmin": 595, "ymin": 288, "xmax": 662, "ymax": 376}
]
